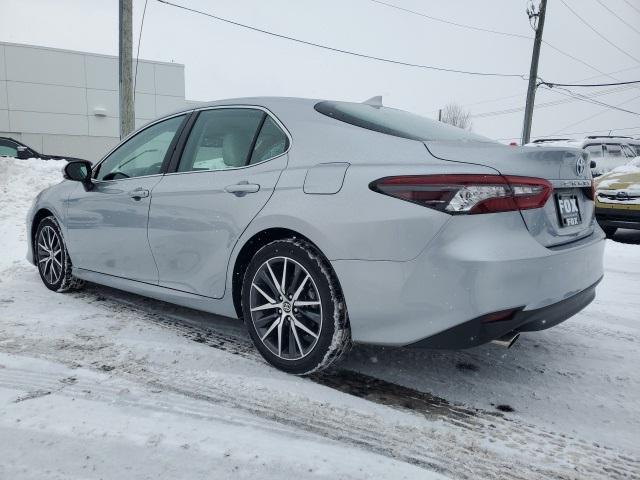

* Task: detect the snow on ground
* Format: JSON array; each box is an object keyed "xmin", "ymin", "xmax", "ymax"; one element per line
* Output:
[{"xmin": 1, "ymin": 157, "xmax": 639, "ymax": 479}]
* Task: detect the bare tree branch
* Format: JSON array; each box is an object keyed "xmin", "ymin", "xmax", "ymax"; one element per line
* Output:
[{"xmin": 440, "ymin": 102, "xmax": 473, "ymax": 130}]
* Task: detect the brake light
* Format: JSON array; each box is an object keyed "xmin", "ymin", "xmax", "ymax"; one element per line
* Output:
[
  {"xmin": 370, "ymin": 174, "xmax": 552, "ymax": 214},
  {"xmin": 584, "ymin": 180, "xmax": 595, "ymax": 201}
]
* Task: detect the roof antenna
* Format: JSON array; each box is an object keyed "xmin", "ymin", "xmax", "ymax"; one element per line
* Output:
[{"xmin": 362, "ymin": 95, "xmax": 383, "ymax": 107}]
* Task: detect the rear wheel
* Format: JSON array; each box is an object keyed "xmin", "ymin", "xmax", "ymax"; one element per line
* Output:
[
  {"xmin": 602, "ymin": 225, "xmax": 617, "ymax": 238},
  {"xmin": 241, "ymin": 238, "xmax": 351, "ymax": 375},
  {"xmin": 35, "ymin": 216, "xmax": 84, "ymax": 292}
]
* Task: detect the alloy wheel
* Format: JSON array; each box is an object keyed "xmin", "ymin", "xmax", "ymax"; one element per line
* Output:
[
  {"xmin": 37, "ymin": 225, "xmax": 63, "ymax": 286},
  {"xmin": 249, "ymin": 256, "xmax": 323, "ymax": 360}
]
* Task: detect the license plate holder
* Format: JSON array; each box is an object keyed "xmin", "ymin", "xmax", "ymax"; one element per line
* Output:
[{"xmin": 556, "ymin": 193, "xmax": 582, "ymax": 227}]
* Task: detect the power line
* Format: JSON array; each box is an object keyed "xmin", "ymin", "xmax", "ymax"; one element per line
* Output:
[
  {"xmin": 540, "ymin": 40, "xmax": 620, "ymax": 79},
  {"xmin": 365, "ymin": 0, "xmax": 530, "ymax": 39},
  {"xmin": 622, "ymin": 0, "xmax": 640, "ymax": 15},
  {"xmin": 156, "ymin": 0, "xmax": 526, "ymax": 78},
  {"xmin": 549, "ymin": 92, "xmax": 640, "ymax": 134},
  {"xmin": 541, "ymin": 79, "xmax": 640, "ymax": 88},
  {"xmin": 459, "ymin": 65, "xmax": 640, "ymax": 110},
  {"xmin": 472, "ymin": 84, "xmax": 636, "ymax": 118},
  {"xmin": 595, "ymin": 0, "xmax": 640, "ymax": 35},
  {"xmin": 134, "ymin": 0, "xmax": 149, "ymax": 103},
  {"xmin": 540, "ymin": 86, "xmax": 640, "ymax": 116},
  {"xmin": 365, "ymin": 0, "xmax": 625, "ymax": 82},
  {"xmin": 559, "ymin": 0, "xmax": 640, "ymax": 64}
]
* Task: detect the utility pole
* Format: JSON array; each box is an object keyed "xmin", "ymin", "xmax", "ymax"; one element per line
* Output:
[
  {"xmin": 438, "ymin": 109, "xmax": 442, "ymax": 122},
  {"xmin": 119, "ymin": 0, "xmax": 134, "ymax": 139},
  {"xmin": 521, "ymin": 0, "xmax": 547, "ymax": 145}
]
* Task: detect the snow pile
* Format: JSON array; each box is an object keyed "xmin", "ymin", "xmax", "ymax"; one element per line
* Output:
[
  {"xmin": 0, "ymin": 158, "xmax": 66, "ymax": 271},
  {"xmin": 609, "ymin": 163, "xmax": 640, "ymax": 175}
]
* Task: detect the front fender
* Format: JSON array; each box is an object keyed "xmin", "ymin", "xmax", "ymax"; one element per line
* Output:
[{"xmin": 26, "ymin": 182, "xmax": 76, "ymax": 264}]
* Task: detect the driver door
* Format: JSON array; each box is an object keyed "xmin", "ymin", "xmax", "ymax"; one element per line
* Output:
[{"xmin": 66, "ymin": 114, "xmax": 188, "ymax": 283}]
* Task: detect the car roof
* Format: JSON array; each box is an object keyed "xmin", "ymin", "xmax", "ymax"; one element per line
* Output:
[{"xmin": 169, "ymin": 96, "xmax": 321, "ymax": 116}]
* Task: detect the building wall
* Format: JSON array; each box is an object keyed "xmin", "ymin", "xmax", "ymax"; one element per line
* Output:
[{"xmin": 0, "ymin": 42, "xmax": 191, "ymax": 161}]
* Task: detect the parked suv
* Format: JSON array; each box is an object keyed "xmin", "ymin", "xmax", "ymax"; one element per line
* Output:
[
  {"xmin": 0, "ymin": 137, "xmax": 86, "ymax": 162},
  {"xmin": 527, "ymin": 136, "xmax": 639, "ymax": 176}
]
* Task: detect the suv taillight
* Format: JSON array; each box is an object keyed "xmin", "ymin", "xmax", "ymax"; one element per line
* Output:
[{"xmin": 370, "ymin": 174, "xmax": 552, "ymax": 214}]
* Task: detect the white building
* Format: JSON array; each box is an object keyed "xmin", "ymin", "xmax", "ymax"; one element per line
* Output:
[{"xmin": 0, "ymin": 42, "xmax": 196, "ymax": 161}]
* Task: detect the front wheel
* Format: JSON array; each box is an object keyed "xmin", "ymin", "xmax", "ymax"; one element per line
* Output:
[
  {"xmin": 241, "ymin": 238, "xmax": 351, "ymax": 375},
  {"xmin": 34, "ymin": 216, "xmax": 84, "ymax": 292}
]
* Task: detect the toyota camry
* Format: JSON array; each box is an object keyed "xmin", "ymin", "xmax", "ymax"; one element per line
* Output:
[{"xmin": 27, "ymin": 97, "xmax": 605, "ymax": 374}]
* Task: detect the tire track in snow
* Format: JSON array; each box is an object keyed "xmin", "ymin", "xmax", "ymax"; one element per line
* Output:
[
  {"xmin": 60, "ymin": 284, "xmax": 640, "ymax": 479},
  {"xmin": 2, "ymin": 273, "xmax": 639, "ymax": 479}
]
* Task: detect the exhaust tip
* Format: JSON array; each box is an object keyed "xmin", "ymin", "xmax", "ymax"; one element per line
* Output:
[{"xmin": 491, "ymin": 332, "xmax": 520, "ymax": 349}]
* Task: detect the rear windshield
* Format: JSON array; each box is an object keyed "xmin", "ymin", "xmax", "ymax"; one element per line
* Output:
[{"xmin": 314, "ymin": 100, "xmax": 494, "ymax": 143}]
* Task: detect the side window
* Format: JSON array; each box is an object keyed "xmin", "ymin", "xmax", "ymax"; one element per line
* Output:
[
  {"xmin": 621, "ymin": 144, "xmax": 636, "ymax": 158},
  {"xmin": 177, "ymin": 109, "xmax": 264, "ymax": 172},
  {"xmin": 95, "ymin": 115, "xmax": 185, "ymax": 181},
  {"xmin": 604, "ymin": 144, "xmax": 622, "ymax": 158},
  {"xmin": 249, "ymin": 116, "xmax": 289, "ymax": 165},
  {"xmin": 584, "ymin": 144, "xmax": 603, "ymax": 158},
  {"xmin": 0, "ymin": 143, "xmax": 18, "ymax": 157}
]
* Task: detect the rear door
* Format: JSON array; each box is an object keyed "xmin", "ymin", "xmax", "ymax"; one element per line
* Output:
[
  {"xmin": 66, "ymin": 114, "xmax": 188, "ymax": 283},
  {"xmin": 147, "ymin": 107, "xmax": 290, "ymax": 298}
]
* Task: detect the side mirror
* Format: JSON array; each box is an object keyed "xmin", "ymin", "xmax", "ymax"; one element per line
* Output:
[
  {"xmin": 590, "ymin": 160, "xmax": 597, "ymax": 169},
  {"xmin": 64, "ymin": 160, "xmax": 93, "ymax": 189},
  {"xmin": 16, "ymin": 146, "xmax": 30, "ymax": 160}
]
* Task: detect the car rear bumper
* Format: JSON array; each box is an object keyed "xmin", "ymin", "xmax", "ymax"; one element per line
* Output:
[
  {"xmin": 331, "ymin": 212, "xmax": 605, "ymax": 346},
  {"xmin": 409, "ymin": 277, "xmax": 600, "ymax": 349},
  {"xmin": 596, "ymin": 206, "xmax": 640, "ymax": 230}
]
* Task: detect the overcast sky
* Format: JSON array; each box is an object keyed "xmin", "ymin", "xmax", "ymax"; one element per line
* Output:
[{"xmin": 1, "ymin": 0, "xmax": 639, "ymax": 142}]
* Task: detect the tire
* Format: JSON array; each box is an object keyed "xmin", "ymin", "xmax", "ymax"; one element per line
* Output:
[
  {"xmin": 241, "ymin": 238, "xmax": 351, "ymax": 375},
  {"xmin": 602, "ymin": 226, "xmax": 617, "ymax": 238},
  {"xmin": 34, "ymin": 216, "xmax": 84, "ymax": 292}
]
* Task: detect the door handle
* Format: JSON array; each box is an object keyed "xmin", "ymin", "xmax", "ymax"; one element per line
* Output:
[
  {"xmin": 129, "ymin": 188, "xmax": 150, "ymax": 200},
  {"xmin": 224, "ymin": 182, "xmax": 260, "ymax": 196}
]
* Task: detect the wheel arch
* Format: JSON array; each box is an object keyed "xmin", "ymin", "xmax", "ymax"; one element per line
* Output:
[
  {"xmin": 231, "ymin": 227, "xmax": 330, "ymax": 319},
  {"xmin": 31, "ymin": 208, "xmax": 57, "ymax": 251}
]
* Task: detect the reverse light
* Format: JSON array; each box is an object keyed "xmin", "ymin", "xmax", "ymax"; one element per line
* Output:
[{"xmin": 370, "ymin": 174, "xmax": 552, "ymax": 214}]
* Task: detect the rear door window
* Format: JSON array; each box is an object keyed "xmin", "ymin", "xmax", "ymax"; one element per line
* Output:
[
  {"xmin": 584, "ymin": 144, "xmax": 603, "ymax": 158},
  {"xmin": 249, "ymin": 116, "xmax": 289, "ymax": 165},
  {"xmin": 604, "ymin": 144, "xmax": 623, "ymax": 157},
  {"xmin": 177, "ymin": 108, "xmax": 265, "ymax": 172},
  {"xmin": 621, "ymin": 144, "xmax": 636, "ymax": 158}
]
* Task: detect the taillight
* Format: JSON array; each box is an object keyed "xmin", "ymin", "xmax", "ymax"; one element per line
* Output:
[
  {"xmin": 370, "ymin": 174, "xmax": 552, "ymax": 214},
  {"xmin": 584, "ymin": 180, "xmax": 595, "ymax": 201}
]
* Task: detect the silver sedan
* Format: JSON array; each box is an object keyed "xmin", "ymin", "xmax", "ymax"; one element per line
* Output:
[{"xmin": 26, "ymin": 97, "xmax": 605, "ymax": 374}]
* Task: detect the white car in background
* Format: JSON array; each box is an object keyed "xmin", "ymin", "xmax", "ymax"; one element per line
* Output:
[{"xmin": 527, "ymin": 136, "xmax": 640, "ymax": 176}]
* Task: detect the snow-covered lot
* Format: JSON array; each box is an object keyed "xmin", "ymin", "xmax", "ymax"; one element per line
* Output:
[{"xmin": 1, "ymin": 158, "xmax": 639, "ymax": 479}]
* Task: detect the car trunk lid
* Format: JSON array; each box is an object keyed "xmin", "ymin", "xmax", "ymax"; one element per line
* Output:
[{"xmin": 424, "ymin": 141, "xmax": 595, "ymax": 247}]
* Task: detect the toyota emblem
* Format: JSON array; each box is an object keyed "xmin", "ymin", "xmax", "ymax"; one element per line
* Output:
[{"xmin": 576, "ymin": 157, "xmax": 586, "ymax": 176}]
